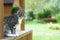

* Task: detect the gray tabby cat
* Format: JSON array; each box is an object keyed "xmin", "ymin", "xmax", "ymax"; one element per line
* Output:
[{"xmin": 4, "ymin": 8, "xmax": 25, "ymax": 36}]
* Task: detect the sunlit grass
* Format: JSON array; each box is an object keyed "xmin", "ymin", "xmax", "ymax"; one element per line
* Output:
[{"xmin": 25, "ymin": 20, "xmax": 60, "ymax": 40}]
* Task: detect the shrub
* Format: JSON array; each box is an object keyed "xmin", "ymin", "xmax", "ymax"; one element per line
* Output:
[
  {"xmin": 27, "ymin": 10, "xmax": 35, "ymax": 20},
  {"xmin": 43, "ymin": 8, "xmax": 53, "ymax": 18},
  {"xmin": 37, "ymin": 10, "xmax": 44, "ymax": 20},
  {"xmin": 56, "ymin": 12, "xmax": 60, "ymax": 23},
  {"xmin": 37, "ymin": 8, "xmax": 53, "ymax": 20},
  {"xmin": 11, "ymin": 6, "xmax": 20, "ymax": 15}
]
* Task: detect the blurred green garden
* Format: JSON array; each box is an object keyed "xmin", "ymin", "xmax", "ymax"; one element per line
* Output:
[{"xmin": 25, "ymin": 0, "xmax": 60, "ymax": 40}]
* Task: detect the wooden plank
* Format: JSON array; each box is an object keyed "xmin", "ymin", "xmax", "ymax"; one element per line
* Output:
[
  {"xmin": 0, "ymin": 30, "xmax": 32, "ymax": 40},
  {"xmin": 4, "ymin": 4, "xmax": 12, "ymax": 16},
  {"xmin": 21, "ymin": 18, "xmax": 25, "ymax": 30},
  {"xmin": 27, "ymin": 32, "xmax": 32, "ymax": 40},
  {"xmin": 0, "ymin": 0, "xmax": 4, "ymax": 39},
  {"xmin": 16, "ymin": 35, "xmax": 28, "ymax": 40},
  {"xmin": 13, "ymin": 0, "xmax": 20, "ymax": 7},
  {"xmin": 19, "ymin": 0, "xmax": 25, "ymax": 30},
  {"xmin": 19, "ymin": 0, "xmax": 25, "ymax": 9}
]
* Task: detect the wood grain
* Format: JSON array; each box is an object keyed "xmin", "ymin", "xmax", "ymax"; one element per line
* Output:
[
  {"xmin": 0, "ymin": 0, "xmax": 4, "ymax": 38},
  {"xmin": 19, "ymin": 0, "xmax": 25, "ymax": 9},
  {"xmin": 4, "ymin": 4, "xmax": 12, "ymax": 16},
  {"xmin": 21, "ymin": 18, "xmax": 25, "ymax": 30}
]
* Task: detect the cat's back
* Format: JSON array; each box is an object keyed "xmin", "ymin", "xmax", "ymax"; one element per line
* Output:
[{"xmin": 4, "ymin": 15, "xmax": 18, "ymax": 24}]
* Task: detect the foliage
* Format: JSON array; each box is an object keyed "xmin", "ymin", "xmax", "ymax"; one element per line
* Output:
[
  {"xmin": 37, "ymin": 10, "xmax": 44, "ymax": 20},
  {"xmin": 43, "ymin": 8, "xmax": 53, "ymax": 18},
  {"xmin": 37, "ymin": 8, "xmax": 53, "ymax": 20},
  {"xmin": 51, "ymin": 0, "xmax": 60, "ymax": 14},
  {"xmin": 11, "ymin": 6, "xmax": 20, "ymax": 15},
  {"xmin": 55, "ymin": 12, "xmax": 60, "ymax": 23},
  {"xmin": 27, "ymin": 10, "xmax": 35, "ymax": 20},
  {"xmin": 25, "ymin": 0, "xmax": 57, "ymax": 13}
]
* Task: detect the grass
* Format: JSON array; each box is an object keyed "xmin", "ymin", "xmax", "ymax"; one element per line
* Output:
[{"xmin": 25, "ymin": 20, "xmax": 60, "ymax": 40}]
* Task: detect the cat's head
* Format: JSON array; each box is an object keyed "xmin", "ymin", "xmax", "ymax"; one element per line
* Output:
[{"xmin": 16, "ymin": 9, "xmax": 25, "ymax": 18}]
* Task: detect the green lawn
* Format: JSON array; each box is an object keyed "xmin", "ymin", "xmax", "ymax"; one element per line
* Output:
[{"xmin": 25, "ymin": 20, "xmax": 60, "ymax": 40}]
